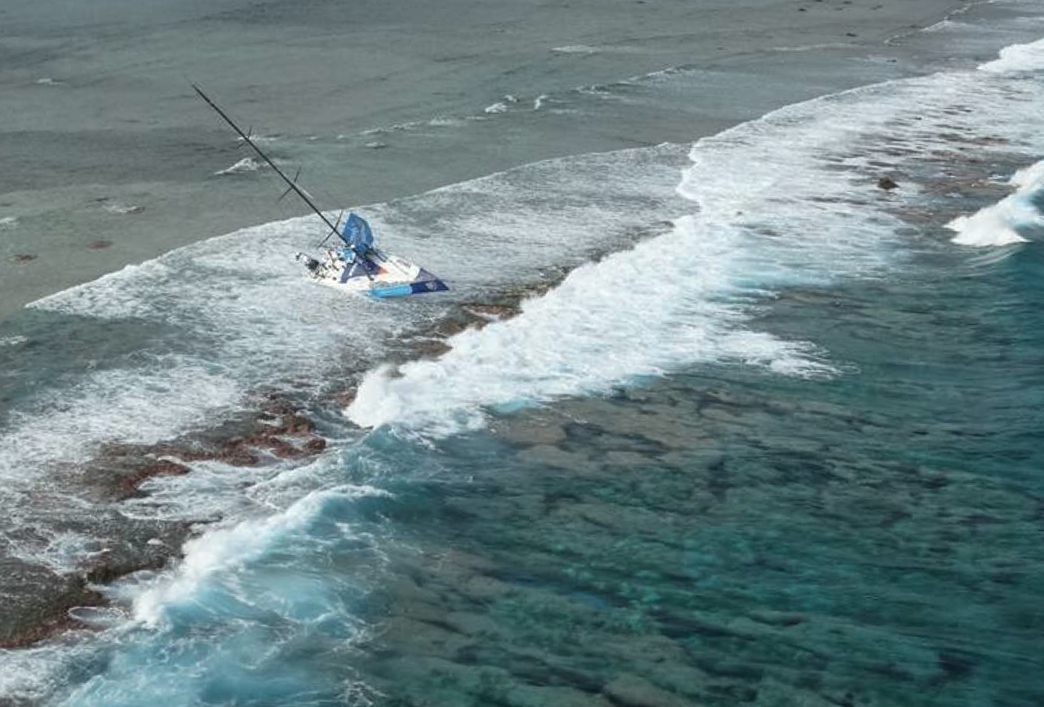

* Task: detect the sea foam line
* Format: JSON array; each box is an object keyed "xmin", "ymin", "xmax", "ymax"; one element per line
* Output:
[
  {"xmin": 346, "ymin": 212, "xmax": 833, "ymax": 435},
  {"xmin": 346, "ymin": 31, "xmax": 1044, "ymax": 437},
  {"xmin": 947, "ymin": 159, "xmax": 1044, "ymax": 247},
  {"xmin": 130, "ymin": 483, "xmax": 388, "ymax": 627},
  {"xmin": 979, "ymin": 35, "xmax": 1044, "ymax": 74},
  {"xmin": 0, "ymin": 360, "xmax": 241, "ymax": 484},
  {"xmin": 27, "ymin": 479, "xmax": 390, "ymax": 707}
]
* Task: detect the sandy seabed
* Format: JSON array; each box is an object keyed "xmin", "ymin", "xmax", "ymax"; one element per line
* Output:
[{"xmin": 1, "ymin": 0, "xmax": 971, "ymax": 321}]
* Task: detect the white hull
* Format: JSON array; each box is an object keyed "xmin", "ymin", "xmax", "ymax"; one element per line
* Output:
[{"xmin": 298, "ymin": 249, "xmax": 449, "ymax": 298}]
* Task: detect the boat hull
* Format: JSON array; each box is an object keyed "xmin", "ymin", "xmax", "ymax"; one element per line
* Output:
[{"xmin": 298, "ymin": 250, "xmax": 448, "ymax": 298}]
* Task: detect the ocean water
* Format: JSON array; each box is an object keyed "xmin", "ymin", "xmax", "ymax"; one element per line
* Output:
[{"xmin": 3, "ymin": 3, "xmax": 1044, "ymax": 706}]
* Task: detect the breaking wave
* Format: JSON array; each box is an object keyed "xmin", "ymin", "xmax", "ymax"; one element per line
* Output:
[
  {"xmin": 346, "ymin": 34, "xmax": 1044, "ymax": 436},
  {"xmin": 215, "ymin": 157, "xmax": 262, "ymax": 175},
  {"xmin": 979, "ymin": 35, "xmax": 1044, "ymax": 73},
  {"xmin": 947, "ymin": 160, "xmax": 1044, "ymax": 247}
]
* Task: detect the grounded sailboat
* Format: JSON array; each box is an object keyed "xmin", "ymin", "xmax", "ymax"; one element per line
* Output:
[{"xmin": 193, "ymin": 85, "xmax": 449, "ymax": 298}]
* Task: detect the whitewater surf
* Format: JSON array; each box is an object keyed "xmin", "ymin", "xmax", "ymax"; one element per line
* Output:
[{"xmin": 2, "ymin": 3, "xmax": 1044, "ymax": 706}]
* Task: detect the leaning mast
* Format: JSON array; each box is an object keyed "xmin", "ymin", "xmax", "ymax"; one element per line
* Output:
[{"xmin": 192, "ymin": 84, "xmax": 347, "ymax": 246}]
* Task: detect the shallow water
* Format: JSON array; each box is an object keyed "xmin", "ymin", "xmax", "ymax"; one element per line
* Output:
[{"xmin": 2, "ymin": 1, "xmax": 1044, "ymax": 706}]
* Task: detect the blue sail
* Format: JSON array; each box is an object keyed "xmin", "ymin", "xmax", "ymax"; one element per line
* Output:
[{"xmin": 341, "ymin": 212, "xmax": 374, "ymax": 254}]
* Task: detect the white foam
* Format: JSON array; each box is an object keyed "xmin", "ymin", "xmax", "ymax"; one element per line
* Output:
[
  {"xmin": 8, "ymin": 215, "xmax": 398, "ymax": 545},
  {"xmin": 552, "ymin": 45, "xmax": 600, "ymax": 55},
  {"xmin": 15, "ymin": 531, "xmax": 110, "ymax": 575},
  {"xmin": 0, "ymin": 479, "xmax": 388, "ymax": 706},
  {"xmin": 0, "ymin": 643, "xmax": 81, "ymax": 704},
  {"xmin": 947, "ymin": 211, "xmax": 1031, "ymax": 247},
  {"xmin": 131, "ymin": 484, "xmax": 388, "ymax": 627},
  {"xmin": 30, "ymin": 258, "xmax": 173, "ymax": 319},
  {"xmin": 215, "ymin": 157, "xmax": 262, "ymax": 175},
  {"xmin": 237, "ymin": 134, "xmax": 278, "ymax": 144},
  {"xmin": 101, "ymin": 202, "xmax": 143, "ymax": 215},
  {"xmin": 947, "ymin": 159, "xmax": 1044, "ymax": 247},
  {"xmin": 131, "ymin": 503, "xmax": 311, "ymax": 626},
  {"xmin": 1011, "ymin": 159, "xmax": 1044, "ymax": 190},
  {"xmin": 347, "ymin": 213, "xmax": 831, "ymax": 434},
  {"xmin": 347, "ymin": 37, "xmax": 1044, "ymax": 436},
  {"xmin": 4, "ymin": 17, "xmax": 1043, "ymax": 704},
  {"xmin": 0, "ymin": 360, "xmax": 242, "ymax": 484},
  {"xmin": 27, "ymin": 216, "xmax": 399, "ymax": 370},
  {"xmin": 979, "ymin": 36, "xmax": 1044, "ymax": 73},
  {"xmin": 921, "ymin": 19, "xmax": 959, "ymax": 34},
  {"xmin": 6, "ymin": 145, "xmax": 688, "ymax": 565},
  {"xmin": 770, "ymin": 42, "xmax": 855, "ymax": 53},
  {"xmin": 0, "ymin": 216, "xmax": 17, "ymax": 228},
  {"xmin": 428, "ymin": 115, "xmax": 465, "ymax": 127}
]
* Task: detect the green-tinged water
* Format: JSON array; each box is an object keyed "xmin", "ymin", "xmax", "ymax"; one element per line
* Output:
[
  {"xmin": 3, "ymin": 2, "xmax": 1044, "ymax": 705},
  {"xmin": 343, "ymin": 248, "xmax": 1044, "ymax": 707}
]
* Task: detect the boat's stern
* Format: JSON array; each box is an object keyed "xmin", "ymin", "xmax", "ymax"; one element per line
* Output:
[{"xmin": 297, "ymin": 250, "xmax": 448, "ymax": 297}]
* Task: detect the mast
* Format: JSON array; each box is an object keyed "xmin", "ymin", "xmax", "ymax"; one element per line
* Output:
[{"xmin": 192, "ymin": 84, "xmax": 349, "ymax": 248}]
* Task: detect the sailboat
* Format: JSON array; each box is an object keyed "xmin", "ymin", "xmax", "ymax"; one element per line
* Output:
[{"xmin": 194, "ymin": 85, "xmax": 449, "ymax": 298}]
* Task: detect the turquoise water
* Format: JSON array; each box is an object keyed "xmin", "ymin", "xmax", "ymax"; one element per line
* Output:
[
  {"xmin": 49, "ymin": 243, "xmax": 1044, "ymax": 705},
  {"xmin": 2, "ymin": 4, "xmax": 1044, "ymax": 707}
]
